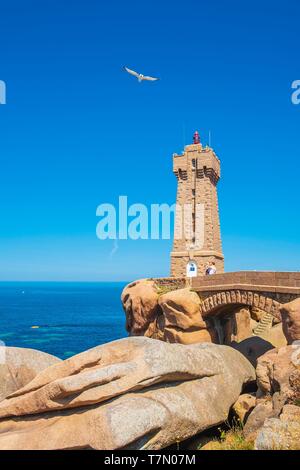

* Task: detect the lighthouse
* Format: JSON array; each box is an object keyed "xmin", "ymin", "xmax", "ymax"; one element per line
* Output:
[{"xmin": 170, "ymin": 131, "xmax": 224, "ymax": 277}]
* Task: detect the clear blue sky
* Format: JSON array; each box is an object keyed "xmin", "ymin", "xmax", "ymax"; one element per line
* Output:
[{"xmin": 0, "ymin": 0, "xmax": 299, "ymax": 281}]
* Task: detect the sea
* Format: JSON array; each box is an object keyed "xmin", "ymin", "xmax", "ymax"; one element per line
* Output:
[{"xmin": 0, "ymin": 282, "xmax": 128, "ymax": 359}]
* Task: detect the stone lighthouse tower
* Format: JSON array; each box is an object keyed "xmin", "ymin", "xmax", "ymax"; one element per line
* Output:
[{"xmin": 170, "ymin": 131, "xmax": 224, "ymax": 277}]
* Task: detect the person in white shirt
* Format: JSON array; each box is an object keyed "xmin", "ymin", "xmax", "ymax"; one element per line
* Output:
[{"xmin": 205, "ymin": 262, "xmax": 217, "ymax": 275}]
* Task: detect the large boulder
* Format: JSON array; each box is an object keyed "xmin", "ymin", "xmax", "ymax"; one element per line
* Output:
[
  {"xmin": 0, "ymin": 337, "xmax": 255, "ymax": 450},
  {"xmin": 232, "ymin": 393, "xmax": 256, "ymax": 424},
  {"xmin": 0, "ymin": 347, "xmax": 61, "ymax": 402},
  {"xmin": 158, "ymin": 288, "xmax": 217, "ymax": 344},
  {"xmin": 280, "ymin": 298, "xmax": 300, "ymax": 344},
  {"xmin": 280, "ymin": 404, "xmax": 300, "ymax": 423},
  {"xmin": 255, "ymin": 345, "xmax": 300, "ymax": 402},
  {"xmin": 163, "ymin": 327, "xmax": 217, "ymax": 344},
  {"xmin": 255, "ymin": 407, "xmax": 300, "ymax": 450},
  {"xmin": 243, "ymin": 401, "xmax": 275, "ymax": 440},
  {"xmin": 158, "ymin": 288, "xmax": 204, "ymax": 330},
  {"xmin": 121, "ymin": 280, "xmax": 160, "ymax": 337}
]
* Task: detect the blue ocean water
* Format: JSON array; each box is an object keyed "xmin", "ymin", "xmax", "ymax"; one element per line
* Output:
[{"xmin": 0, "ymin": 282, "xmax": 128, "ymax": 359}]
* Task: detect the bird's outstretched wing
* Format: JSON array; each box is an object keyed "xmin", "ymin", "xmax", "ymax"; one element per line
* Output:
[
  {"xmin": 143, "ymin": 75, "xmax": 159, "ymax": 81},
  {"xmin": 124, "ymin": 66, "xmax": 139, "ymax": 78}
]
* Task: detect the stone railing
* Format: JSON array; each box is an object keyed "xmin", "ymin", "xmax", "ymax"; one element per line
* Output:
[{"xmin": 191, "ymin": 271, "xmax": 300, "ymax": 293}]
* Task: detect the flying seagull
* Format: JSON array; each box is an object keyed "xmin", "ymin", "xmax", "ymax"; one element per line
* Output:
[{"xmin": 124, "ymin": 66, "xmax": 159, "ymax": 83}]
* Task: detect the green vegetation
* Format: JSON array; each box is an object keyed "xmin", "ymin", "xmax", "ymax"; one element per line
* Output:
[
  {"xmin": 154, "ymin": 283, "xmax": 183, "ymax": 296},
  {"xmin": 155, "ymin": 285, "xmax": 179, "ymax": 296},
  {"xmin": 198, "ymin": 419, "xmax": 254, "ymax": 451}
]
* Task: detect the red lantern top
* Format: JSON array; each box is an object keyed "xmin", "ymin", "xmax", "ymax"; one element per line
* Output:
[{"xmin": 193, "ymin": 131, "xmax": 200, "ymax": 144}]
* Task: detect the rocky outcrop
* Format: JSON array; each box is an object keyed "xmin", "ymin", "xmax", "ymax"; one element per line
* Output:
[
  {"xmin": 158, "ymin": 288, "xmax": 217, "ymax": 344},
  {"xmin": 121, "ymin": 279, "xmax": 161, "ymax": 337},
  {"xmin": 158, "ymin": 287, "xmax": 204, "ymax": 329},
  {"xmin": 122, "ymin": 283, "xmax": 260, "ymax": 346},
  {"xmin": 122, "ymin": 281, "xmax": 218, "ymax": 344},
  {"xmin": 0, "ymin": 346, "xmax": 61, "ymax": 402},
  {"xmin": 255, "ymin": 345, "xmax": 300, "ymax": 402},
  {"xmin": 0, "ymin": 337, "xmax": 255, "ymax": 450},
  {"xmin": 122, "ymin": 280, "xmax": 300, "ymax": 353},
  {"xmin": 243, "ymin": 343, "xmax": 300, "ymax": 441},
  {"xmin": 280, "ymin": 298, "xmax": 300, "ymax": 344}
]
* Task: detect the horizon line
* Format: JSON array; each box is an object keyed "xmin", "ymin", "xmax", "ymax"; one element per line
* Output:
[{"xmin": 0, "ymin": 280, "xmax": 131, "ymax": 283}]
